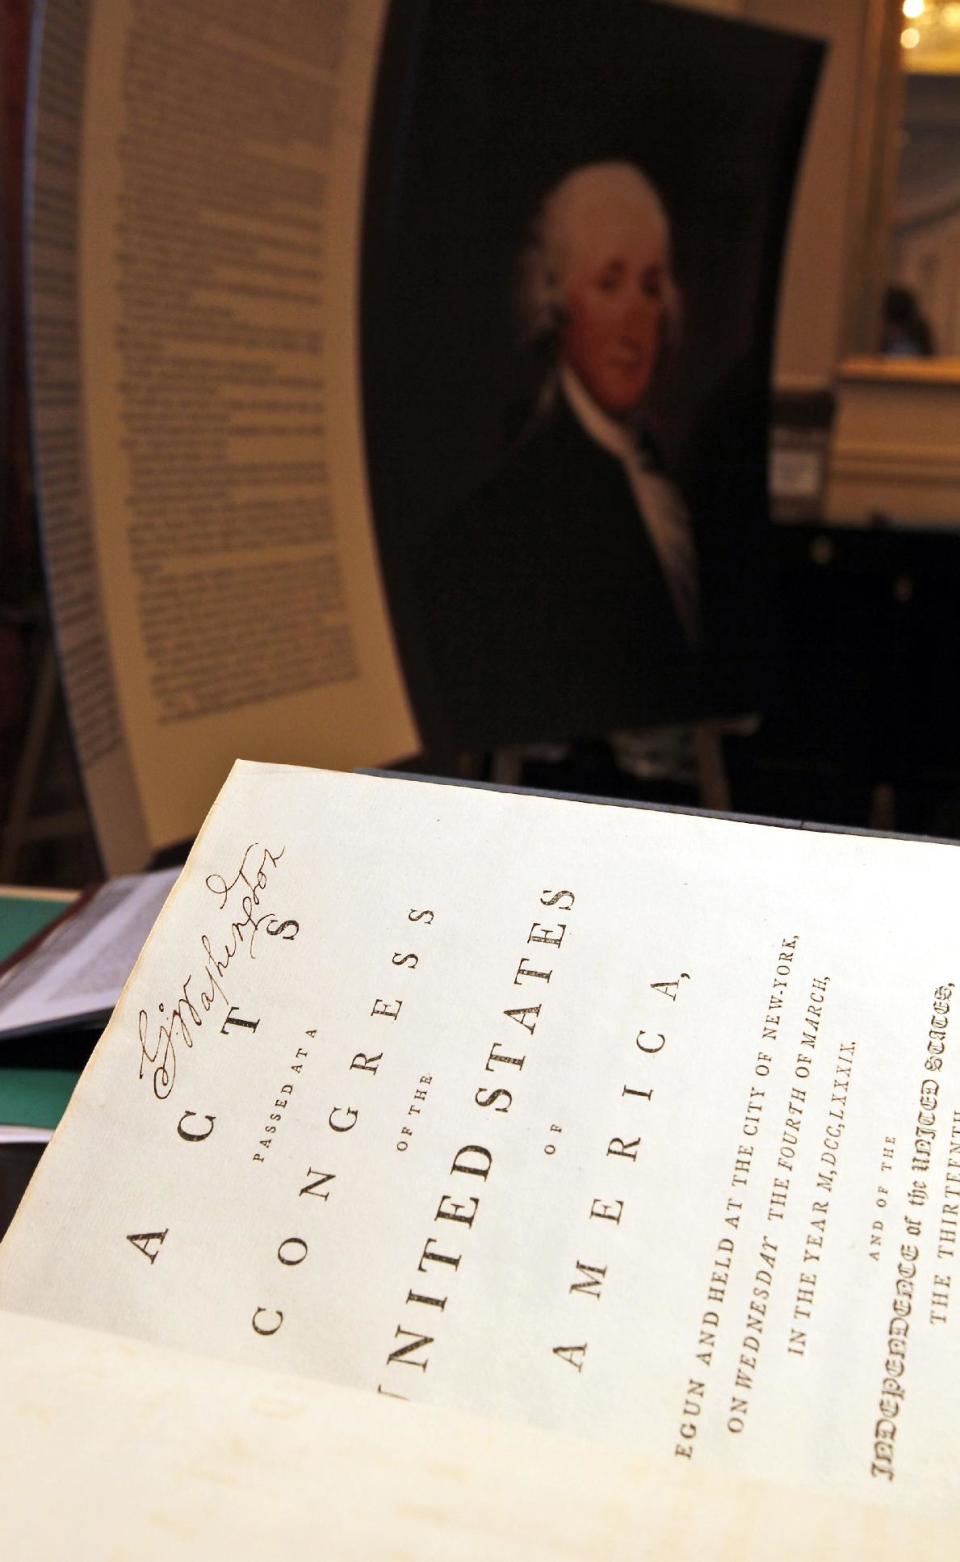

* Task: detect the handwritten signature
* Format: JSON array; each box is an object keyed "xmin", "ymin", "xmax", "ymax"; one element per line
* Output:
[{"xmin": 138, "ymin": 842, "xmax": 299, "ymax": 1101}]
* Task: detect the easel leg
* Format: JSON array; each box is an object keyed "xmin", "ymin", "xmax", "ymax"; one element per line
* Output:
[
  {"xmin": 0, "ymin": 641, "xmax": 59, "ymax": 879},
  {"xmin": 694, "ymin": 723, "xmax": 731, "ymax": 813}
]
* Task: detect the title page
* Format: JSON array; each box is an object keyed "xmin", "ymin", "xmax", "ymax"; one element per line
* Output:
[{"xmin": 1, "ymin": 764, "xmax": 957, "ymax": 1516}]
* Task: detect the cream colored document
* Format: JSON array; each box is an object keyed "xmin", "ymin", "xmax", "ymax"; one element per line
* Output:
[
  {"xmin": 30, "ymin": 0, "xmax": 416, "ymax": 871},
  {"xmin": 1, "ymin": 1308, "xmax": 951, "ymax": 1562},
  {"xmin": 0, "ymin": 765, "xmax": 957, "ymax": 1525}
]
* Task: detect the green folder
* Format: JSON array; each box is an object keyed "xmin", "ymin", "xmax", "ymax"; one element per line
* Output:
[
  {"xmin": 0, "ymin": 889, "xmax": 75, "ymax": 967},
  {"xmin": 0, "ymin": 1070, "xmax": 80, "ymax": 1130}
]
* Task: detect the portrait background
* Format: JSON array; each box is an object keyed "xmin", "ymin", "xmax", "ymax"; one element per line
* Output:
[{"xmin": 362, "ymin": 0, "xmax": 824, "ymax": 748}]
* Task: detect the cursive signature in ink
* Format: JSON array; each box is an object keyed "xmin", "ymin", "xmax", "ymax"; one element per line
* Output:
[
  {"xmin": 203, "ymin": 843, "xmax": 299, "ymax": 962},
  {"xmin": 138, "ymin": 841, "xmax": 298, "ymax": 1100}
]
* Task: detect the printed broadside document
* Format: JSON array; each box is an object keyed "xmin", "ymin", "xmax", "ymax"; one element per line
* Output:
[
  {"xmin": 0, "ymin": 764, "xmax": 957, "ymax": 1554},
  {"xmin": 29, "ymin": 0, "xmax": 416, "ymax": 871}
]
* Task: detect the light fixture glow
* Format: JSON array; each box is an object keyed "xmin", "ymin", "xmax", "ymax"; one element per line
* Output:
[
  {"xmin": 901, "ymin": 25, "xmax": 921, "ymax": 47},
  {"xmin": 944, "ymin": 2, "xmax": 960, "ymax": 28},
  {"xmin": 902, "ymin": 0, "xmax": 924, "ymax": 16}
]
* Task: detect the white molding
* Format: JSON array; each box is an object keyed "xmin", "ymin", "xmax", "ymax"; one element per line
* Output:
[{"xmin": 825, "ymin": 369, "xmax": 960, "ymax": 526}]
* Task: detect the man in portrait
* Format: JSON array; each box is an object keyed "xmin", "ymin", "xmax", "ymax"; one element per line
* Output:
[{"xmin": 414, "ymin": 161, "xmax": 702, "ymax": 748}]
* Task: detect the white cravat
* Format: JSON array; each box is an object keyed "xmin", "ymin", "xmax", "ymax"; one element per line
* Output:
[{"xmin": 560, "ymin": 366, "xmax": 700, "ymax": 646}]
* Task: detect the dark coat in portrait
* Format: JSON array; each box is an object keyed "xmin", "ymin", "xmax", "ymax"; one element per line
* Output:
[{"xmin": 414, "ymin": 393, "xmax": 698, "ymax": 748}]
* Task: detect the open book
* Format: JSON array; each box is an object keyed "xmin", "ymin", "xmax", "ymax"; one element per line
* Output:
[
  {"xmin": 0, "ymin": 764, "xmax": 957, "ymax": 1554},
  {"xmin": 0, "ymin": 867, "xmax": 177, "ymax": 1042}
]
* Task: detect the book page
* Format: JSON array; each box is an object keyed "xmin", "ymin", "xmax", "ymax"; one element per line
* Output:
[
  {"xmin": 0, "ymin": 869, "xmax": 177, "ymax": 1034},
  {"xmin": 30, "ymin": 0, "xmax": 416, "ymax": 870},
  {"xmin": 1, "ymin": 764, "xmax": 958, "ymax": 1521},
  {"xmin": 0, "ymin": 1308, "xmax": 949, "ymax": 1561},
  {"xmin": 26, "ymin": 0, "xmax": 153, "ymax": 868}
]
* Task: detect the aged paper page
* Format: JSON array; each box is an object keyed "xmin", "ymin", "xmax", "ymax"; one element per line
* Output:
[
  {"xmin": 27, "ymin": 0, "xmax": 152, "ymax": 867},
  {"xmin": 31, "ymin": 0, "xmax": 415, "ymax": 870},
  {"xmin": 1, "ymin": 765, "xmax": 958, "ymax": 1521},
  {"xmin": 1, "ymin": 1308, "xmax": 952, "ymax": 1561}
]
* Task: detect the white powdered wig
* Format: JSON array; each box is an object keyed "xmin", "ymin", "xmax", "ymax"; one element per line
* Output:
[{"xmin": 518, "ymin": 161, "xmax": 681, "ymax": 346}]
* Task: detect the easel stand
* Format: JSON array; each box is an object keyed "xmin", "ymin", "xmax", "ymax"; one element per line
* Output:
[{"xmin": 0, "ymin": 631, "xmax": 90, "ymax": 881}]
